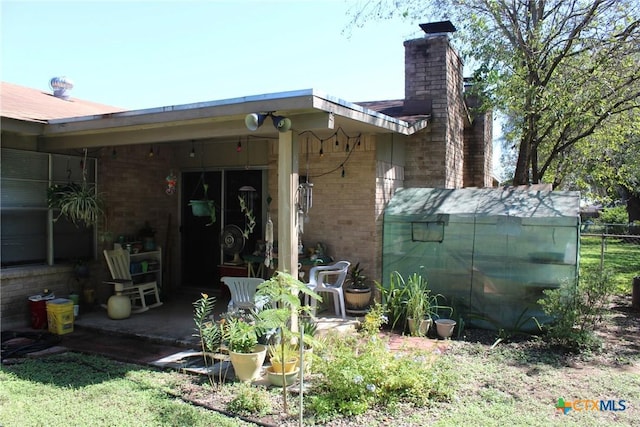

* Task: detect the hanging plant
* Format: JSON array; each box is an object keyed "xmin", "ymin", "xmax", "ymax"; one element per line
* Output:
[
  {"xmin": 47, "ymin": 149, "xmax": 103, "ymax": 228},
  {"xmin": 189, "ymin": 181, "xmax": 217, "ymax": 226}
]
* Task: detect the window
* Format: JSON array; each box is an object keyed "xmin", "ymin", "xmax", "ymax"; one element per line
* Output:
[
  {"xmin": 411, "ymin": 221, "xmax": 445, "ymax": 243},
  {"xmin": 1, "ymin": 148, "xmax": 96, "ymax": 267}
]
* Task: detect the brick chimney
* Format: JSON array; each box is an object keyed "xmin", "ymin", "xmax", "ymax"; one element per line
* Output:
[{"xmin": 403, "ymin": 22, "xmax": 465, "ymax": 188}]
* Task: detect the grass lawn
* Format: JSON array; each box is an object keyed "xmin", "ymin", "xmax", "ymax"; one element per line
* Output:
[
  {"xmin": 0, "ymin": 353, "xmax": 253, "ymax": 427},
  {"xmin": 580, "ymin": 236, "xmax": 640, "ymax": 293},
  {"xmin": 2, "ymin": 317, "xmax": 639, "ymax": 427},
  {"xmin": 1, "ymin": 237, "xmax": 637, "ymax": 426}
]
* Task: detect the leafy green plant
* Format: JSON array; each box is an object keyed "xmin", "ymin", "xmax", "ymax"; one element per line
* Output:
[
  {"xmin": 538, "ymin": 267, "xmax": 615, "ymax": 351},
  {"xmin": 225, "ymin": 383, "xmax": 272, "ymax": 417},
  {"xmin": 192, "ymin": 293, "xmax": 226, "ymax": 387},
  {"xmin": 47, "ymin": 148, "xmax": 104, "ymax": 228},
  {"xmin": 308, "ymin": 333, "xmax": 455, "ymax": 421},
  {"xmin": 345, "ymin": 262, "xmax": 368, "ymax": 289},
  {"xmin": 255, "ymin": 270, "xmax": 321, "ymax": 412},
  {"xmin": 357, "ymin": 302, "xmax": 388, "ymax": 337},
  {"xmin": 223, "ymin": 317, "xmax": 258, "ymax": 353},
  {"xmin": 375, "ymin": 271, "xmax": 409, "ymax": 331},
  {"xmin": 267, "ymin": 342, "xmax": 298, "ymax": 365},
  {"xmin": 48, "ymin": 181, "xmax": 104, "ymax": 227}
]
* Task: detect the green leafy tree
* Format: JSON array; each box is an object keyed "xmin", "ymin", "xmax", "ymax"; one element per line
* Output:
[{"xmin": 350, "ymin": 0, "xmax": 640, "ymax": 188}]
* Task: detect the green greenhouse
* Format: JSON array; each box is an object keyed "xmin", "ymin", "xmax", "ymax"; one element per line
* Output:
[{"xmin": 382, "ymin": 187, "xmax": 581, "ymax": 331}]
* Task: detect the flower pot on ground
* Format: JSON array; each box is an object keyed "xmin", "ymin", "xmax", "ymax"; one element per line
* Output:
[
  {"xmin": 402, "ymin": 271, "xmax": 453, "ymax": 337},
  {"xmin": 344, "ymin": 262, "xmax": 372, "ymax": 313},
  {"xmin": 222, "ymin": 316, "xmax": 267, "ymax": 381},
  {"xmin": 229, "ymin": 344, "xmax": 267, "ymax": 382},
  {"xmin": 408, "ymin": 317, "xmax": 432, "ymax": 337},
  {"xmin": 266, "ymin": 366, "xmax": 298, "ymax": 387},
  {"xmin": 268, "ymin": 343, "xmax": 298, "ymax": 374},
  {"xmin": 435, "ymin": 318, "xmax": 457, "ymax": 339},
  {"xmin": 295, "ymin": 317, "xmax": 320, "ymax": 375}
]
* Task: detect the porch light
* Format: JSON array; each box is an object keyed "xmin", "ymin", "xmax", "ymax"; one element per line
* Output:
[{"xmin": 244, "ymin": 112, "xmax": 292, "ymax": 133}]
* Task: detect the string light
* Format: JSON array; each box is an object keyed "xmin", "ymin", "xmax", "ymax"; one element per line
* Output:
[
  {"xmin": 236, "ymin": 138, "xmax": 243, "ymax": 153},
  {"xmin": 189, "ymin": 140, "xmax": 196, "ymax": 158},
  {"xmin": 341, "ymin": 165, "xmax": 345, "ymax": 178},
  {"xmin": 148, "ymin": 146, "xmax": 154, "ymax": 157},
  {"xmin": 297, "ymin": 127, "xmax": 362, "ymax": 178}
]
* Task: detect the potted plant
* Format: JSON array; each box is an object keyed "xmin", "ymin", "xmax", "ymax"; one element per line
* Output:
[
  {"xmin": 404, "ymin": 272, "xmax": 432, "ymax": 337},
  {"xmin": 255, "ymin": 271, "xmax": 321, "ymax": 409},
  {"xmin": 295, "ymin": 316, "xmax": 320, "ymax": 374},
  {"xmin": 344, "ymin": 262, "xmax": 372, "ymax": 313},
  {"xmin": 267, "ymin": 342, "xmax": 298, "ymax": 374},
  {"xmin": 402, "ymin": 272, "xmax": 453, "ymax": 337},
  {"xmin": 189, "ymin": 174, "xmax": 217, "ymax": 226},
  {"xmin": 47, "ymin": 148, "xmax": 103, "ymax": 228},
  {"xmin": 221, "ymin": 311, "xmax": 267, "ymax": 382}
]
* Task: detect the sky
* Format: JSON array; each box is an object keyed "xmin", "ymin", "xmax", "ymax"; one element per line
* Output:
[
  {"xmin": 1, "ymin": 0, "xmax": 426, "ymax": 109},
  {"xmin": 1, "ymin": 0, "xmax": 503, "ymax": 177}
]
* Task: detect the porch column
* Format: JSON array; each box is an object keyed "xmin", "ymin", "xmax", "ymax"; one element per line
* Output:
[{"xmin": 277, "ymin": 130, "xmax": 299, "ymax": 278}]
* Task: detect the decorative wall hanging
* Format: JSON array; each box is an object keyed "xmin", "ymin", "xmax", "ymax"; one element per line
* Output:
[{"xmin": 165, "ymin": 170, "xmax": 177, "ymax": 195}]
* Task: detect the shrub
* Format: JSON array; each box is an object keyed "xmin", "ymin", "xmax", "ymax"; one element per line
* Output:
[
  {"xmin": 226, "ymin": 383, "xmax": 272, "ymax": 416},
  {"xmin": 307, "ymin": 333, "xmax": 455, "ymax": 422},
  {"xmin": 538, "ymin": 268, "xmax": 615, "ymax": 351}
]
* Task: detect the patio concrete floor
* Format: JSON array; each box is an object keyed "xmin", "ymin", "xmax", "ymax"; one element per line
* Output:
[{"xmin": 6, "ymin": 287, "xmax": 448, "ymax": 379}]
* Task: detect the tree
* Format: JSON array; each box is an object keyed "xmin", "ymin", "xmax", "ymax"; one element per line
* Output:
[{"xmin": 349, "ymin": 0, "xmax": 640, "ymax": 186}]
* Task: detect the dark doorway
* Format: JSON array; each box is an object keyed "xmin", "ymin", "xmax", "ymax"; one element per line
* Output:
[
  {"xmin": 181, "ymin": 171, "xmax": 222, "ymax": 289},
  {"xmin": 181, "ymin": 169, "xmax": 264, "ymax": 292}
]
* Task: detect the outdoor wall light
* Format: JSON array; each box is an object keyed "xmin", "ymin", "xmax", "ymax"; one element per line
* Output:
[{"xmin": 244, "ymin": 112, "xmax": 292, "ymax": 133}]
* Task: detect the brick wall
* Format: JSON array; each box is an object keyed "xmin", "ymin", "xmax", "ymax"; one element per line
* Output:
[
  {"xmin": 404, "ymin": 34, "xmax": 465, "ymax": 189},
  {"xmin": 267, "ymin": 135, "xmax": 380, "ymax": 283},
  {"xmin": 464, "ymin": 103, "xmax": 494, "ymax": 187}
]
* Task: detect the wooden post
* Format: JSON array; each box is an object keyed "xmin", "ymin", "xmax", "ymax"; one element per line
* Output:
[{"xmin": 277, "ymin": 130, "xmax": 299, "ymax": 278}]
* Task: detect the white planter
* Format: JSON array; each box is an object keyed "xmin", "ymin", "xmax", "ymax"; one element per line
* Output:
[
  {"xmin": 435, "ymin": 319, "xmax": 456, "ymax": 339},
  {"xmin": 407, "ymin": 317, "xmax": 432, "ymax": 337},
  {"xmin": 229, "ymin": 344, "xmax": 267, "ymax": 381}
]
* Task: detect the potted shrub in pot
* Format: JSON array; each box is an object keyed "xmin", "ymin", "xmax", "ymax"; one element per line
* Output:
[
  {"xmin": 222, "ymin": 311, "xmax": 267, "ymax": 382},
  {"xmin": 402, "ymin": 272, "xmax": 453, "ymax": 337},
  {"xmin": 267, "ymin": 342, "xmax": 298, "ymax": 374},
  {"xmin": 404, "ymin": 272, "xmax": 432, "ymax": 337},
  {"xmin": 344, "ymin": 262, "xmax": 372, "ymax": 314}
]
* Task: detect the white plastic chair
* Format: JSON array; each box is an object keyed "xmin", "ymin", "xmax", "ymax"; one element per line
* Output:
[
  {"xmin": 103, "ymin": 248, "xmax": 163, "ymax": 314},
  {"xmin": 304, "ymin": 261, "xmax": 351, "ymax": 319},
  {"xmin": 220, "ymin": 276, "xmax": 267, "ymax": 312}
]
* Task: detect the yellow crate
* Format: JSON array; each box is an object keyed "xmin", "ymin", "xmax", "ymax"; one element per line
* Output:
[{"xmin": 46, "ymin": 298, "xmax": 74, "ymax": 335}]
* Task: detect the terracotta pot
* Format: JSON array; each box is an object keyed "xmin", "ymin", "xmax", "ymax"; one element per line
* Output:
[
  {"xmin": 229, "ymin": 344, "xmax": 267, "ymax": 382},
  {"xmin": 435, "ymin": 319, "xmax": 456, "ymax": 339}
]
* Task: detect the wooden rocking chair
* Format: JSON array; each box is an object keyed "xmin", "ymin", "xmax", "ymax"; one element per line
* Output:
[{"xmin": 103, "ymin": 248, "xmax": 163, "ymax": 314}]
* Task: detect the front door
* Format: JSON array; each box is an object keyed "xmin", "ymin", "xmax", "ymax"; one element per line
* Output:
[
  {"xmin": 181, "ymin": 171, "xmax": 222, "ymax": 289},
  {"xmin": 181, "ymin": 170, "xmax": 264, "ymax": 292}
]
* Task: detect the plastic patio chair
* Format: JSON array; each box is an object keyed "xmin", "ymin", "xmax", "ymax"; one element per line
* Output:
[
  {"xmin": 220, "ymin": 276, "xmax": 267, "ymax": 312},
  {"xmin": 304, "ymin": 261, "xmax": 351, "ymax": 319},
  {"xmin": 103, "ymin": 248, "xmax": 163, "ymax": 314}
]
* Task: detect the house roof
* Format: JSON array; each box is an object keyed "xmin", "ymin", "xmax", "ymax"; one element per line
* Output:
[
  {"xmin": 0, "ymin": 81, "xmax": 124, "ymax": 123},
  {"xmin": 1, "ymin": 81, "xmax": 430, "ymax": 150}
]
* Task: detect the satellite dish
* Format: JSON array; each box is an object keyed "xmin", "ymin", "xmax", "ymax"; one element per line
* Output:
[{"xmin": 221, "ymin": 224, "xmax": 245, "ymax": 265}]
